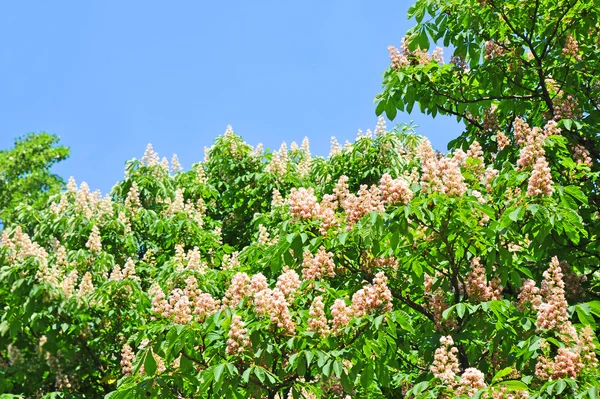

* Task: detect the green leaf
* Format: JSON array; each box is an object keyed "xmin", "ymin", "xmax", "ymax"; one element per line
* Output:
[
  {"xmin": 386, "ymin": 100, "xmax": 397, "ymax": 121},
  {"xmin": 508, "ymin": 207, "xmax": 523, "ymax": 222},
  {"xmin": 254, "ymin": 366, "xmax": 266, "ymax": 383},
  {"xmin": 575, "ymin": 304, "xmax": 597, "ymax": 328},
  {"xmin": 242, "ymin": 367, "xmax": 252, "ymax": 383},
  {"xmin": 492, "ymin": 367, "xmax": 514, "ymax": 384},
  {"xmin": 144, "ymin": 351, "xmax": 157, "ymax": 376},
  {"xmin": 494, "ymin": 380, "xmax": 528, "ymax": 391},
  {"xmin": 360, "ymin": 364, "xmax": 374, "ymax": 388},
  {"xmin": 333, "ymin": 360, "xmax": 343, "ymax": 378},
  {"xmin": 456, "ymin": 303, "xmax": 466, "ymax": 319},
  {"xmin": 214, "ymin": 363, "xmax": 226, "ymax": 383},
  {"xmin": 564, "ymin": 186, "xmax": 587, "ymax": 204},
  {"xmin": 376, "ymin": 99, "xmax": 387, "ymax": 116}
]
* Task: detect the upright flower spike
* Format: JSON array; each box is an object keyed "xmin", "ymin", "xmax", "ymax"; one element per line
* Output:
[
  {"xmin": 430, "ymin": 336, "xmax": 460, "ymax": 387},
  {"xmin": 527, "ymin": 156, "xmax": 554, "ymax": 197},
  {"xmin": 226, "ymin": 315, "xmax": 250, "ymax": 355},
  {"xmin": 85, "ymin": 225, "xmax": 102, "ymax": 254},
  {"xmin": 308, "ymin": 296, "xmax": 330, "ymax": 337},
  {"xmin": 536, "ymin": 257, "xmax": 569, "ymax": 333}
]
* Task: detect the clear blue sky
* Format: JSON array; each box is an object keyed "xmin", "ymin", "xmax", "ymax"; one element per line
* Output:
[{"xmin": 0, "ymin": 0, "xmax": 463, "ymax": 194}]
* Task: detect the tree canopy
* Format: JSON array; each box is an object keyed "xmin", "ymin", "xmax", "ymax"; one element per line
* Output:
[
  {"xmin": 0, "ymin": 133, "xmax": 70, "ymax": 226},
  {"xmin": 1, "ymin": 1, "xmax": 599, "ymax": 398}
]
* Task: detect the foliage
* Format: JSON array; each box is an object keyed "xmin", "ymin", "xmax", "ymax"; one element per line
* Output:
[
  {"xmin": 1, "ymin": 0, "xmax": 600, "ymax": 398},
  {"xmin": 0, "ymin": 133, "xmax": 70, "ymax": 226}
]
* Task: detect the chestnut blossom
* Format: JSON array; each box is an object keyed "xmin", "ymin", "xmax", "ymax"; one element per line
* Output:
[
  {"xmin": 424, "ymin": 274, "xmax": 454, "ymax": 331},
  {"xmin": 350, "ymin": 272, "xmax": 393, "ymax": 317},
  {"xmin": 302, "ymin": 247, "xmax": 336, "ymax": 280},
  {"xmin": 329, "ymin": 137, "xmax": 342, "ymax": 158},
  {"xmin": 343, "ymin": 184, "xmax": 384, "ymax": 225},
  {"xmin": 85, "ymin": 225, "xmax": 102, "ymax": 254},
  {"xmin": 226, "ymin": 315, "xmax": 250, "ymax": 355},
  {"xmin": 223, "ymin": 273, "xmax": 252, "ymax": 308},
  {"xmin": 517, "ymin": 279, "xmax": 541, "ymax": 310},
  {"xmin": 577, "ymin": 325, "xmax": 598, "ymax": 369},
  {"xmin": 562, "ymin": 34, "xmax": 581, "ymax": 60},
  {"xmin": 288, "ymin": 187, "xmax": 320, "ymax": 219},
  {"xmin": 465, "ymin": 257, "xmax": 500, "ymax": 302},
  {"xmin": 430, "ymin": 336, "xmax": 460, "ymax": 386},
  {"xmin": 77, "ymin": 272, "xmax": 94, "ymax": 297},
  {"xmin": 276, "ymin": 267, "xmax": 301, "ymax": 300},
  {"xmin": 141, "ymin": 143, "xmax": 160, "ymax": 167},
  {"xmin": 61, "ymin": 270, "xmax": 79, "ymax": 297},
  {"xmin": 552, "ymin": 347, "xmax": 581, "ymax": 379},
  {"xmin": 496, "ymin": 131, "xmax": 510, "ymax": 151},
  {"xmin": 330, "ymin": 298, "xmax": 352, "ymax": 332},
  {"xmin": 266, "ymin": 142, "xmax": 288, "ymax": 177},
  {"xmin": 388, "ymin": 45, "xmax": 409, "ymax": 70},
  {"xmin": 171, "ymin": 153, "xmax": 182, "ymax": 173},
  {"xmin": 307, "ymin": 296, "xmax": 330, "ymax": 337},
  {"xmin": 379, "ymin": 173, "xmax": 413, "ymax": 205},
  {"xmin": 536, "ymin": 257, "xmax": 569, "ymax": 332},
  {"xmin": 373, "ymin": 116, "xmax": 386, "ymax": 137},
  {"xmin": 121, "ymin": 344, "xmax": 135, "ymax": 376},
  {"xmin": 484, "ymin": 40, "xmax": 505, "ymax": 60},
  {"xmin": 573, "ymin": 144, "xmax": 593, "ymax": 167},
  {"xmin": 254, "ymin": 287, "xmax": 295, "ymax": 334},
  {"xmin": 527, "ymin": 156, "xmax": 554, "ymax": 197},
  {"xmin": 457, "ymin": 368, "xmax": 486, "ymax": 397}
]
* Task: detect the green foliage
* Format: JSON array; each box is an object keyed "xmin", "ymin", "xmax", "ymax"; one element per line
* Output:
[
  {"xmin": 0, "ymin": 133, "xmax": 69, "ymax": 227},
  {"xmin": 1, "ymin": 1, "xmax": 600, "ymax": 397}
]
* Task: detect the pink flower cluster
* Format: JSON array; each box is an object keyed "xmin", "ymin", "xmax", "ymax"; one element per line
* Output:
[
  {"xmin": 424, "ymin": 273, "xmax": 449, "ymax": 331},
  {"xmin": 430, "ymin": 335, "xmax": 460, "ymax": 385},
  {"xmin": 484, "ymin": 41, "xmax": 505, "ymax": 60},
  {"xmin": 266, "ymin": 142, "xmax": 289, "ymax": 178},
  {"xmin": 514, "ymin": 118, "xmax": 556, "ymax": 170},
  {"xmin": 288, "ymin": 173, "xmax": 413, "ymax": 233},
  {"xmin": 388, "ymin": 44, "xmax": 409, "ymax": 71},
  {"xmin": 222, "ymin": 273, "xmax": 252, "ymax": 308},
  {"xmin": 465, "ymin": 257, "xmax": 502, "ymax": 302},
  {"xmin": 573, "ymin": 144, "xmax": 593, "ymax": 167},
  {"xmin": 110, "ymin": 258, "xmax": 139, "ymax": 281},
  {"xmin": 417, "ymin": 139, "xmax": 467, "ymax": 197},
  {"xmin": 150, "ymin": 278, "xmax": 220, "ymax": 324},
  {"xmin": 254, "ymin": 286, "xmax": 296, "ymax": 335},
  {"xmin": 517, "ymin": 279, "xmax": 542, "ymax": 311},
  {"xmin": 226, "ymin": 315, "xmax": 250, "ymax": 355},
  {"xmin": 276, "ymin": 267, "xmax": 301, "ymax": 300},
  {"xmin": 2, "ymin": 227, "xmax": 49, "ymax": 266},
  {"xmin": 456, "ymin": 367, "xmax": 486, "ymax": 397},
  {"xmin": 330, "ymin": 272, "xmax": 393, "ymax": 333},
  {"xmin": 125, "ymin": 182, "xmax": 141, "ymax": 211},
  {"xmin": 387, "ymin": 38, "xmax": 444, "ymax": 70},
  {"xmin": 302, "ymin": 246, "xmax": 336, "ymax": 280},
  {"xmin": 496, "ymin": 131, "xmax": 510, "ymax": 151},
  {"xmin": 535, "ymin": 324, "xmax": 598, "ymax": 381},
  {"xmin": 288, "ymin": 187, "xmax": 320, "ymax": 219},
  {"xmin": 482, "ymin": 105, "xmax": 499, "ymax": 132},
  {"xmin": 379, "ymin": 173, "xmax": 413, "ymax": 205},
  {"xmin": 85, "ymin": 226, "xmax": 102, "ymax": 254},
  {"xmin": 562, "ymin": 35, "xmax": 581, "ymax": 60},
  {"xmin": 51, "ymin": 178, "xmax": 113, "ymax": 220},
  {"xmin": 526, "ymin": 156, "xmax": 554, "ymax": 197},
  {"xmin": 536, "ymin": 257, "xmax": 569, "ymax": 332},
  {"xmin": 121, "ymin": 344, "xmax": 135, "ymax": 376},
  {"xmin": 77, "ymin": 272, "xmax": 94, "ymax": 297},
  {"xmin": 308, "ymin": 296, "xmax": 330, "ymax": 337},
  {"xmin": 350, "ymin": 272, "xmax": 393, "ymax": 317},
  {"xmin": 342, "ymin": 184, "xmax": 385, "ymax": 226}
]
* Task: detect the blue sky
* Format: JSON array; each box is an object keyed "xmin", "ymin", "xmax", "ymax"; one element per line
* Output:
[{"xmin": 0, "ymin": 0, "xmax": 463, "ymax": 194}]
